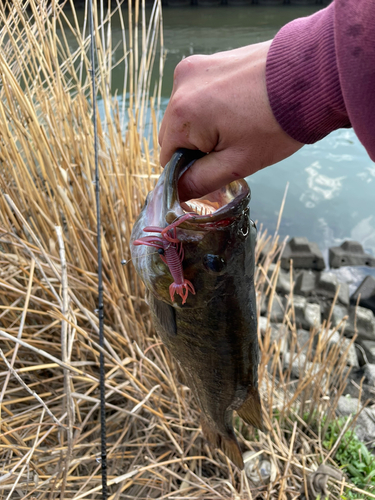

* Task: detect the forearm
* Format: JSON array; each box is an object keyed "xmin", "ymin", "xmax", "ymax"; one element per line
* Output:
[{"xmin": 266, "ymin": 0, "xmax": 375, "ymax": 161}]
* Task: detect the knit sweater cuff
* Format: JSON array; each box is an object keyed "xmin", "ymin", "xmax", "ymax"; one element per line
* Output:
[{"xmin": 266, "ymin": 3, "xmax": 350, "ymax": 145}]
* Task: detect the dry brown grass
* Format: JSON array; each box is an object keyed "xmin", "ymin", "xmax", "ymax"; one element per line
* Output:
[{"xmin": 0, "ymin": 1, "xmax": 370, "ymax": 498}]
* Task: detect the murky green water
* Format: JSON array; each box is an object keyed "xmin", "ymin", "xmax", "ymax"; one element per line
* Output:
[{"xmin": 67, "ymin": 5, "xmax": 375, "ymax": 260}]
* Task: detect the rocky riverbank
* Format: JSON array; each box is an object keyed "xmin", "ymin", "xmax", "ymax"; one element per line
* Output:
[{"xmin": 258, "ymin": 236, "xmax": 375, "ymax": 449}]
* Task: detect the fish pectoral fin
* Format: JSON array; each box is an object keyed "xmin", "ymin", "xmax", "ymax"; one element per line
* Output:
[
  {"xmin": 201, "ymin": 418, "xmax": 244, "ymax": 470},
  {"xmin": 237, "ymin": 386, "xmax": 264, "ymax": 432}
]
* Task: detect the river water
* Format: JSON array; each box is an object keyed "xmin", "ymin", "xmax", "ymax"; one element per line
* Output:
[{"xmin": 70, "ymin": 5, "xmax": 375, "ymax": 262}]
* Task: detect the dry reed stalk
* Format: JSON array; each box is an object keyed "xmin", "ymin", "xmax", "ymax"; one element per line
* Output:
[{"xmin": 0, "ymin": 0, "xmax": 371, "ymax": 498}]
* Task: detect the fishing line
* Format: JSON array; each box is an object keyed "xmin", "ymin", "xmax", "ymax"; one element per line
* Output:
[{"xmin": 88, "ymin": 0, "xmax": 107, "ymax": 497}]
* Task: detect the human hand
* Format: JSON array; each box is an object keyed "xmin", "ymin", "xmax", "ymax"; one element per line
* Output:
[{"xmin": 159, "ymin": 41, "xmax": 303, "ymax": 202}]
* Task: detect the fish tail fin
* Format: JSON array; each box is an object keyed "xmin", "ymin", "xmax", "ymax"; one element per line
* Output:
[
  {"xmin": 237, "ymin": 386, "xmax": 264, "ymax": 431},
  {"xmin": 201, "ymin": 418, "xmax": 244, "ymax": 469}
]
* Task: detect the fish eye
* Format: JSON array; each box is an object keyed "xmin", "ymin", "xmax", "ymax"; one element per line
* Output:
[
  {"xmin": 203, "ymin": 254, "xmax": 226, "ymax": 273},
  {"xmin": 158, "ymin": 248, "xmax": 165, "ymax": 255}
]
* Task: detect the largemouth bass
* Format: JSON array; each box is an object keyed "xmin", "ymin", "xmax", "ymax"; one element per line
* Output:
[{"xmin": 130, "ymin": 149, "xmax": 263, "ymax": 469}]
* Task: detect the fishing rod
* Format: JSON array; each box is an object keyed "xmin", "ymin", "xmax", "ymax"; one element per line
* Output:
[{"xmin": 88, "ymin": 0, "xmax": 107, "ymax": 497}]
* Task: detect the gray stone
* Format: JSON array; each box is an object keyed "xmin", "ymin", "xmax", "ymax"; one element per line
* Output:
[
  {"xmin": 260, "ymin": 295, "xmax": 267, "ymax": 315},
  {"xmin": 323, "ymin": 304, "xmax": 348, "ymax": 329},
  {"xmin": 350, "ymin": 275, "xmax": 375, "ymax": 314},
  {"xmin": 265, "ymin": 294, "xmax": 287, "ymax": 323},
  {"xmin": 277, "ymin": 269, "xmax": 291, "ymax": 295},
  {"xmin": 258, "ymin": 316, "xmax": 268, "ymax": 335},
  {"xmin": 345, "ymin": 306, "xmax": 375, "ymax": 341},
  {"xmin": 295, "ymin": 270, "xmax": 317, "ymax": 296},
  {"xmin": 294, "ymin": 295, "xmax": 307, "ymax": 310},
  {"xmin": 281, "ymin": 237, "xmax": 325, "ymax": 271},
  {"xmin": 266, "ymin": 263, "xmax": 276, "ymax": 279},
  {"xmin": 267, "ymin": 263, "xmax": 291, "ymax": 295},
  {"xmin": 294, "ymin": 295, "xmax": 321, "ymax": 331},
  {"xmin": 337, "ymin": 396, "xmax": 375, "ymax": 442},
  {"xmin": 295, "ymin": 329, "xmax": 316, "ymax": 355},
  {"xmin": 283, "ymin": 352, "xmax": 307, "ymax": 379},
  {"xmin": 270, "ymin": 324, "xmax": 288, "ymax": 353},
  {"xmin": 342, "ymin": 370, "xmax": 375, "ymax": 404},
  {"xmin": 259, "ymin": 239, "xmax": 274, "ymax": 262},
  {"xmin": 316, "ymin": 272, "xmax": 350, "ymax": 305},
  {"xmin": 305, "ymin": 303, "xmax": 322, "ymax": 329},
  {"xmin": 293, "ymin": 295, "xmax": 307, "ymax": 326},
  {"xmin": 259, "ymin": 318, "xmax": 288, "ymax": 352},
  {"xmin": 329, "ymin": 240, "xmax": 375, "ymax": 269},
  {"xmin": 364, "ymin": 364, "xmax": 375, "ymax": 385},
  {"xmin": 358, "ymin": 340, "xmax": 375, "ymax": 364},
  {"xmin": 321, "ymin": 329, "xmax": 358, "ymax": 367},
  {"xmin": 283, "ymin": 351, "xmax": 321, "ymax": 379},
  {"xmin": 243, "ymin": 451, "xmax": 277, "ymax": 485}
]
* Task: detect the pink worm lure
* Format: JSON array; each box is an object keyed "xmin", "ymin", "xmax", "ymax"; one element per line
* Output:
[{"xmin": 132, "ymin": 213, "xmax": 196, "ymax": 305}]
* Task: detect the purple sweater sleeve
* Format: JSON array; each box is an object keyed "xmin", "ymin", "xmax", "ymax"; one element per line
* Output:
[{"xmin": 266, "ymin": 0, "xmax": 375, "ymax": 161}]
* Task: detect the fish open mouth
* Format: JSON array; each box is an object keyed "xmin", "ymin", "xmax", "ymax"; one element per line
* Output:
[
  {"xmin": 182, "ymin": 199, "xmax": 220, "ymax": 216},
  {"xmin": 162, "ymin": 150, "xmax": 251, "ymax": 226},
  {"xmin": 175, "ymin": 180, "xmax": 250, "ymax": 224}
]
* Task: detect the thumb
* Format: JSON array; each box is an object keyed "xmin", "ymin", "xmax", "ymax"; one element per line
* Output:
[{"xmin": 178, "ymin": 149, "xmax": 250, "ymax": 202}]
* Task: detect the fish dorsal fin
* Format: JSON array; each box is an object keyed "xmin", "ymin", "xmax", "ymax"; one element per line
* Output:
[
  {"xmin": 201, "ymin": 418, "xmax": 244, "ymax": 470},
  {"xmin": 236, "ymin": 386, "xmax": 264, "ymax": 431}
]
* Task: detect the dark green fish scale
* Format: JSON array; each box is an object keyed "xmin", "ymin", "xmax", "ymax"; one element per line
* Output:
[{"xmin": 130, "ymin": 149, "xmax": 263, "ymax": 469}]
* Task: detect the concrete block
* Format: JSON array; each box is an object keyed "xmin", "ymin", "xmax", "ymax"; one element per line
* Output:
[
  {"xmin": 258, "ymin": 239, "xmax": 275, "ymax": 262},
  {"xmin": 364, "ymin": 364, "xmax": 375, "ymax": 385},
  {"xmin": 305, "ymin": 303, "xmax": 322, "ymax": 329},
  {"xmin": 320, "ymin": 330, "xmax": 358, "ymax": 367},
  {"xmin": 316, "ymin": 272, "xmax": 349, "ymax": 305},
  {"xmin": 267, "ymin": 263, "xmax": 291, "ymax": 295},
  {"xmin": 281, "ymin": 237, "xmax": 325, "ymax": 271},
  {"xmin": 345, "ymin": 306, "xmax": 375, "ymax": 341},
  {"xmin": 277, "ymin": 269, "xmax": 291, "ymax": 295},
  {"xmin": 337, "ymin": 396, "xmax": 375, "ymax": 442},
  {"xmin": 270, "ymin": 324, "xmax": 288, "ymax": 353},
  {"xmin": 350, "ymin": 275, "xmax": 375, "ymax": 313},
  {"xmin": 322, "ymin": 304, "xmax": 348, "ymax": 329},
  {"xmin": 258, "ymin": 316, "xmax": 288, "ymax": 352},
  {"xmin": 260, "ymin": 295, "xmax": 267, "ymax": 315},
  {"xmin": 293, "ymin": 295, "xmax": 321, "ymax": 330},
  {"xmin": 342, "ymin": 369, "xmax": 375, "ymax": 403},
  {"xmin": 283, "ymin": 352, "xmax": 307, "ymax": 379},
  {"xmin": 265, "ymin": 294, "xmax": 287, "ymax": 323},
  {"xmin": 258, "ymin": 316, "xmax": 268, "ymax": 335},
  {"xmin": 358, "ymin": 340, "xmax": 375, "ymax": 364},
  {"xmin": 329, "ymin": 240, "xmax": 375, "ymax": 268},
  {"xmin": 283, "ymin": 352, "xmax": 321, "ymax": 379},
  {"xmin": 290, "ymin": 0, "xmax": 317, "ymax": 5},
  {"xmin": 294, "ymin": 329, "xmax": 316, "ymax": 354},
  {"xmin": 293, "ymin": 295, "xmax": 307, "ymax": 326},
  {"xmin": 228, "ymin": 0, "xmax": 252, "ymax": 5},
  {"xmin": 294, "ymin": 270, "xmax": 317, "ymax": 296},
  {"xmin": 197, "ymin": 0, "xmax": 221, "ymax": 5}
]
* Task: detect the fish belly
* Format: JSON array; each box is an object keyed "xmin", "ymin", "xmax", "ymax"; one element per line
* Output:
[{"xmin": 147, "ymin": 289, "xmax": 262, "ymax": 469}]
